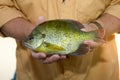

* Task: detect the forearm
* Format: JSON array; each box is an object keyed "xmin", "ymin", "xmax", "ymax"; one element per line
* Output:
[
  {"xmin": 0, "ymin": 17, "xmax": 35, "ymax": 41},
  {"xmin": 97, "ymin": 13, "xmax": 120, "ymax": 37}
]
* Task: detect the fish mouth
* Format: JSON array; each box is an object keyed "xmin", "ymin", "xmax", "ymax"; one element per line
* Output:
[{"xmin": 22, "ymin": 42, "xmax": 35, "ymax": 50}]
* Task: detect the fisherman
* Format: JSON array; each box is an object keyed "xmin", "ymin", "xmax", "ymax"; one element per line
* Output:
[{"xmin": 0, "ymin": 0, "xmax": 120, "ymax": 80}]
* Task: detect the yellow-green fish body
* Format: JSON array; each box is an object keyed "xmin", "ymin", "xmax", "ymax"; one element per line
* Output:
[{"xmin": 23, "ymin": 19, "xmax": 96, "ymax": 55}]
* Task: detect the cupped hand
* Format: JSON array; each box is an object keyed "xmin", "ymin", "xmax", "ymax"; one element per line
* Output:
[
  {"xmin": 80, "ymin": 23, "xmax": 105, "ymax": 54},
  {"xmin": 31, "ymin": 51, "xmax": 67, "ymax": 63}
]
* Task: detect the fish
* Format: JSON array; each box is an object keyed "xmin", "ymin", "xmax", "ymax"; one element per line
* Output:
[{"xmin": 23, "ymin": 19, "xmax": 98, "ymax": 55}]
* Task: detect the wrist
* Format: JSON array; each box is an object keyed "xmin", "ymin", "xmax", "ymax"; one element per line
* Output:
[
  {"xmin": 97, "ymin": 13, "xmax": 120, "ymax": 36},
  {"xmin": 89, "ymin": 21, "xmax": 104, "ymax": 29},
  {"xmin": 88, "ymin": 21, "xmax": 105, "ymax": 39}
]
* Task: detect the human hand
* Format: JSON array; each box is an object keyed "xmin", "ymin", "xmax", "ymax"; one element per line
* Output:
[
  {"xmin": 79, "ymin": 22, "xmax": 105, "ymax": 54},
  {"xmin": 31, "ymin": 16, "xmax": 67, "ymax": 64},
  {"xmin": 32, "ymin": 51, "xmax": 67, "ymax": 63}
]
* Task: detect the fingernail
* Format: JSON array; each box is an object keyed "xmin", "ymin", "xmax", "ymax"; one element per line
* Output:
[
  {"xmin": 38, "ymin": 16, "xmax": 44, "ymax": 20},
  {"xmin": 80, "ymin": 28, "xmax": 85, "ymax": 31},
  {"xmin": 80, "ymin": 28, "xmax": 88, "ymax": 32},
  {"xmin": 42, "ymin": 60, "xmax": 49, "ymax": 64},
  {"xmin": 84, "ymin": 41, "xmax": 91, "ymax": 44},
  {"xmin": 36, "ymin": 16, "xmax": 45, "ymax": 25}
]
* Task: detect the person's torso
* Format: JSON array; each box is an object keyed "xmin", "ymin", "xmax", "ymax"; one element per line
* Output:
[
  {"xmin": 14, "ymin": 0, "xmax": 111, "ymax": 24},
  {"xmin": 13, "ymin": 0, "xmax": 118, "ymax": 80}
]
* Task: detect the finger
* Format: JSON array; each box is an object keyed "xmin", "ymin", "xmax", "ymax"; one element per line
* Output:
[
  {"xmin": 59, "ymin": 55, "xmax": 67, "ymax": 60},
  {"xmin": 42, "ymin": 54, "xmax": 61, "ymax": 64},
  {"xmin": 83, "ymin": 40, "xmax": 102, "ymax": 48},
  {"xmin": 36, "ymin": 16, "xmax": 45, "ymax": 25},
  {"xmin": 81, "ymin": 24, "xmax": 98, "ymax": 32},
  {"xmin": 31, "ymin": 51, "xmax": 46, "ymax": 59}
]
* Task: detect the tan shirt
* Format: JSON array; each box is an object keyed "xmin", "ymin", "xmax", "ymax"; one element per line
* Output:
[{"xmin": 0, "ymin": 0, "xmax": 119, "ymax": 80}]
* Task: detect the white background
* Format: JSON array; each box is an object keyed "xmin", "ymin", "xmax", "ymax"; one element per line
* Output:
[
  {"xmin": 115, "ymin": 34, "xmax": 120, "ymax": 80},
  {"xmin": 0, "ymin": 37, "xmax": 16, "ymax": 80}
]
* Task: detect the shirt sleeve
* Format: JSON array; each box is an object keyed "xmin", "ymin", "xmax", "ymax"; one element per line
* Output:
[
  {"xmin": 0, "ymin": 0, "xmax": 24, "ymax": 28},
  {"xmin": 104, "ymin": 0, "xmax": 120, "ymax": 19}
]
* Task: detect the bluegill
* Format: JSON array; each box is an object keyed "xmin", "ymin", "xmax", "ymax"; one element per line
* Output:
[{"xmin": 23, "ymin": 19, "xmax": 97, "ymax": 55}]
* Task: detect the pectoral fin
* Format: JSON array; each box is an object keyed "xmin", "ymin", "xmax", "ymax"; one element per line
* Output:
[
  {"xmin": 44, "ymin": 42, "xmax": 65, "ymax": 51},
  {"xmin": 34, "ymin": 42, "xmax": 65, "ymax": 53}
]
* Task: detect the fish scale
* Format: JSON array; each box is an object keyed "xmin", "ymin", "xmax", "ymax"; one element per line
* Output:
[{"xmin": 23, "ymin": 19, "xmax": 96, "ymax": 55}]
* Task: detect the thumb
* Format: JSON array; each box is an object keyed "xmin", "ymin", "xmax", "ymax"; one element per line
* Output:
[
  {"xmin": 36, "ymin": 16, "xmax": 45, "ymax": 25},
  {"xmin": 81, "ymin": 24, "xmax": 98, "ymax": 32}
]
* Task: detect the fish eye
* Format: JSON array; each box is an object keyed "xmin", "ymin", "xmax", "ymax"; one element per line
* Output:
[
  {"xmin": 42, "ymin": 34, "xmax": 46, "ymax": 38},
  {"xmin": 29, "ymin": 36, "xmax": 34, "ymax": 40}
]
